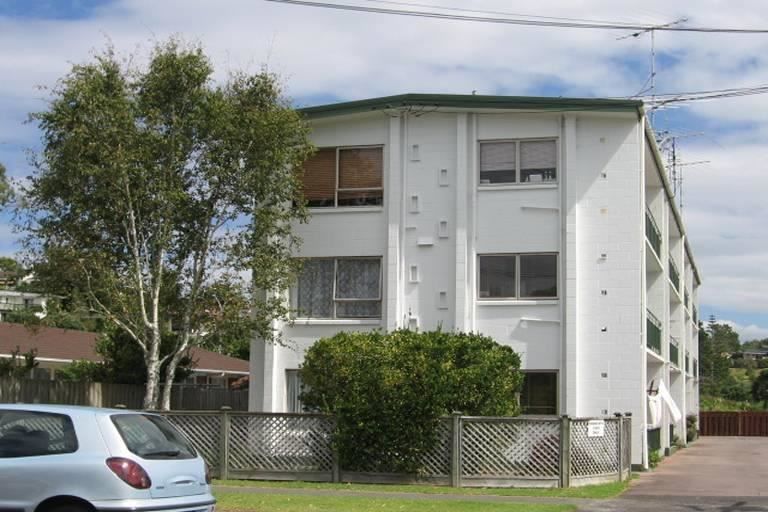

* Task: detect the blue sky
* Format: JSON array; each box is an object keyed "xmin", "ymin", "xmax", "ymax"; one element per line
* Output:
[{"xmin": 2, "ymin": 0, "xmax": 768, "ymax": 340}]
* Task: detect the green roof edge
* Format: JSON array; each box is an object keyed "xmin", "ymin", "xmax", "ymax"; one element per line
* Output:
[{"xmin": 299, "ymin": 93, "xmax": 643, "ymax": 118}]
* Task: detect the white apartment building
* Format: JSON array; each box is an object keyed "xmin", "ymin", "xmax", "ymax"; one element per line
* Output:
[{"xmin": 249, "ymin": 94, "xmax": 701, "ymax": 468}]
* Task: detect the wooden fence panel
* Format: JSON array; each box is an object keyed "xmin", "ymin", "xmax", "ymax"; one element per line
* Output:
[
  {"xmin": 700, "ymin": 412, "xmax": 768, "ymax": 436},
  {"xmin": 0, "ymin": 378, "xmax": 246, "ymax": 411}
]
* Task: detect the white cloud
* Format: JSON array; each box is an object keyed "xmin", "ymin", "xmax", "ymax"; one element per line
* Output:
[
  {"xmin": 1, "ymin": 0, "xmax": 768, "ymax": 324},
  {"xmin": 721, "ymin": 320, "xmax": 768, "ymax": 343}
]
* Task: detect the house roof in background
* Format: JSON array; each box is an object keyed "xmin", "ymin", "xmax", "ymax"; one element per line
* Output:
[{"xmin": 0, "ymin": 322, "xmax": 249, "ymax": 374}]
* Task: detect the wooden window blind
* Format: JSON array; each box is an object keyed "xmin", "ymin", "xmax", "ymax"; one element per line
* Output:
[
  {"xmin": 338, "ymin": 147, "xmax": 383, "ymax": 206},
  {"xmin": 301, "ymin": 148, "xmax": 336, "ymax": 207},
  {"xmin": 301, "ymin": 146, "xmax": 383, "ymax": 207}
]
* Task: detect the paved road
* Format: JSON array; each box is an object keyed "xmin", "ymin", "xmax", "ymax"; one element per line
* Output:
[{"xmin": 583, "ymin": 436, "xmax": 768, "ymax": 512}]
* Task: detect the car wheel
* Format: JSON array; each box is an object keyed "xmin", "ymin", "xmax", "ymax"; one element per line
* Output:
[{"xmin": 44, "ymin": 503, "xmax": 92, "ymax": 512}]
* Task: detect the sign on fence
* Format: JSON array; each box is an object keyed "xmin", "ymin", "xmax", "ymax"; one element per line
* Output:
[{"xmin": 587, "ymin": 420, "xmax": 605, "ymax": 437}]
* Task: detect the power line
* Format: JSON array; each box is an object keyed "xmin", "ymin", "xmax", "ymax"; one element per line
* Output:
[
  {"xmin": 265, "ymin": 0, "xmax": 768, "ymax": 33},
  {"xmin": 639, "ymin": 84, "xmax": 768, "ymax": 109},
  {"xmin": 361, "ymin": 0, "xmax": 652, "ymax": 27}
]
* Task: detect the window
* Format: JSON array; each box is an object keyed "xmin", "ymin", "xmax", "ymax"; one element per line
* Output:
[
  {"xmin": 0, "ymin": 410, "xmax": 78, "ymax": 457},
  {"xmin": 479, "ymin": 140, "xmax": 557, "ymax": 185},
  {"xmin": 520, "ymin": 372, "xmax": 558, "ymax": 415},
  {"xmin": 478, "ymin": 254, "xmax": 557, "ymax": 299},
  {"xmin": 296, "ymin": 257, "xmax": 382, "ymax": 318},
  {"xmin": 111, "ymin": 414, "xmax": 196, "ymax": 460},
  {"xmin": 286, "ymin": 369, "xmax": 305, "ymax": 413},
  {"xmin": 301, "ymin": 146, "xmax": 384, "ymax": 207}
]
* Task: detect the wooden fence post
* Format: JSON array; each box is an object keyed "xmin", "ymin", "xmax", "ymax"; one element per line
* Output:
[
  {"xmin": 559, "ymin": 415, "xmax": 571, "ymax": 488},
  {"xmin": 615, "ymin": 413, "xmax": 623, "ymax": 482},
  {"xmin": 625, "ymin": 412, "xmax": 632, "ymax": 474},
  {"xmin": 219, "ymin": 407, "xmax": 232, "ymax": 480},
  {"xmin": 332, "ymin": 443, "xmax": 341, "ymax": 483},
  {"xmin": 450, "ymin": 413, "xmax": 463, "ymax": 488}
]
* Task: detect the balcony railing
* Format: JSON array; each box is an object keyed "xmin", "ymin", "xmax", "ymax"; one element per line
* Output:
[
  {"xmin": 693, "ymin": 306, "xmax": 698, "ymax": 325},
  {"xmin": 670, "ymin": 340, "xmax": 680, "ymax": 367},
  {"xmin": 669, "ymin": 257, "xmax": 680, "ymax": 293},
  {"xmin": 686, "ymin": 351, "xmax": 691, "ymax": 374},
  {"xmin": 0, "ymin": 303, "xmax": 44, "ymax": 313},
  {"xmin": 646, "ymin": 208, "xmax": 662, "ymax": 257},
  {"xmin": 693, "ymin": 358, "xmax": 698, "ymax": 377},
  {"xmin": 647, "ymin": 310, "xmax": 662, "ymax": 355},
  {"xmin": 684, "ymin": 289, "xmax": 690, "ymax": 308}
]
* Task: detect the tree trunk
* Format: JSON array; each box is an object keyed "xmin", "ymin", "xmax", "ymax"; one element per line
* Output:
[
  {"xmin": 143, "ymin": 328, "xmax": 163, "ymax": 409},
  {"xmin": 144, "ymin": 356, "xmax": 161, "ymax": 409},
  {"xmin": 160, "ymin": 353, "xmax": 183, "ymax": 411}
]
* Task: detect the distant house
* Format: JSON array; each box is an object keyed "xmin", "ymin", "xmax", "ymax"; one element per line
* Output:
[
  {"xmin": 0, "ymin": 322, "xmax": 248, "ymax": 387},
  {"xmin": 732, "ymin": 349, "xmax": 768, "ymax": 361},
  {"xmin": 0, "ymin": 291, "xmax": 50, "ymax": 322},
  {"xmin": 0, "ymin": 271, "xmax": 17, "ymax": 289}
]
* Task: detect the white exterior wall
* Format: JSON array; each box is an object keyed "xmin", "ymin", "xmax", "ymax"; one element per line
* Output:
[{"xmin": 248, "ymin": 105, "xmax": 701, "ymax": 467}]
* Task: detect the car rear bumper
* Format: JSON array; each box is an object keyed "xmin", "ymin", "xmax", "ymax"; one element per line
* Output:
[{"xmin": 92, "ymin": 493, "xmax": 215, "ymax": 512}]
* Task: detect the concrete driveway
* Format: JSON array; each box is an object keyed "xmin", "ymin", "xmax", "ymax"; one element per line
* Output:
[{"xmin": 584, "ymin": 436, "xmax": 768, "ymax": 511}]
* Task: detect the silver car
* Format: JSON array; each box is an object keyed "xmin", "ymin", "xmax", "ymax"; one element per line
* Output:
[{"xmin": 0, "ymin": 404, "xmax": 215, "ymax": 512}]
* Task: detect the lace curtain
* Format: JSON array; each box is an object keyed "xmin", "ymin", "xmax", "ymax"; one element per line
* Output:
[
  {"xmin": 297, "ymin": 259, "xmax": 334, "ymax": 317},
  {"xmin": 297, "ymin": 258, "xmax": 381, "ymax": 318},
  {"xmin": 336, "ymin": 258, "xmax": 381, "ymax": 318}
]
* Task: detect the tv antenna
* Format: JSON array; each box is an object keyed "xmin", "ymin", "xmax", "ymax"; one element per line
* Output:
[
  {"xmin": 656, "ymin": 131, "xmax": 709, "ymax": 211},
  {"xmin": 620, "ymin": 17, "xmax": 689, "ymax": 121}
]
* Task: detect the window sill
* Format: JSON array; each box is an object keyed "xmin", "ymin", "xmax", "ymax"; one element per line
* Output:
[
  {"xmin": 478, "ymin": 184, "xmax": 558, "ymax": 191},
  {"xmin": 477, "ymin": 299, "xmax": 559, "ymax": 306},
  {"xmin": 291, "ymin": 318, "xmax": 382, "ymax": 326},
  {"xmin": 308, "ymin": 206, "xmax": 384, "ymax": 214}
]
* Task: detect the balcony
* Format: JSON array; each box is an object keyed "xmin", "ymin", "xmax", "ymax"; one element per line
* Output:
[
  {"xmin": 693, "ymin": 358, "xmax": 698, "ymax": 378},
  {"xmin": 647, "ymin": 310, "xmax": 662, "ymax": 355},
  {"xmin": 646, "ymin": 208, "xmax": 662, "ymax": 257},
  {"xmin": 693, "ymin": 306, "xmax": 698, "ymax": 325},
  {"xmin": 685, "ymin": 352, "xmax": 691, "ymax": 374},
  {"xmin": 670, "ymin": 340, "xmax": 680, "ymax": 367},
  {"xmin": 669, "ymin": 257, "xmax": 680, "ymax": 293},
  {"xmin": 0, "ymin": 302, "xmax": 44, "ymax": 313},
  {"xmin": 684, "ymin": 289, "xmax": 690, "ymax": 309}
]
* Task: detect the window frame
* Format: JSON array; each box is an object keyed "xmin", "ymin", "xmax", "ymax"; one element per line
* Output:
[
  {"xmin": 477, "ymin": 252, "xmax": 559, "ymax": 300},
  {"xmin": 286, "ymin": 369, "xmax": 305, "ymax": 413},
  {"xmin": 305, "ymin": 145, "xmax": 385, "ymax": 209},
  {"xmin": 294, "ymin": 256, "xmax": 383, "ymax": 319},
  {"xmin": 519, "ymin": 370, "xmax": 559, "ymax": 416},
  {"xmin": 478, "ymin": 138, "xmax": 558, "ymax": 187}
]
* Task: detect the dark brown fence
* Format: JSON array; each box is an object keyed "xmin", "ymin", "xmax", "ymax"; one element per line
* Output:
[
  {"xmin": 700, "ymin": 412, "xmax": 768, "ymax": 436},
  {"xmin": 0, "ymin": 378, "xmax": 248, "ymax": 411}
]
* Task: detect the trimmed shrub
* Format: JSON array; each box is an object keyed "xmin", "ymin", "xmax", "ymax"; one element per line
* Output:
[{"xmin": 300, "ymin": 329, "xmax": 522, "ymax": 473}]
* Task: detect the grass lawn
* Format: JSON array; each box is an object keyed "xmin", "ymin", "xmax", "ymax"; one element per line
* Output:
[
  {"xmin": 215, "ymin": 479, "xmax": 628, "ymax": 499},
  {"xmin": 215, "ymin": 492, "xmax": 576, "ymax": 512}
]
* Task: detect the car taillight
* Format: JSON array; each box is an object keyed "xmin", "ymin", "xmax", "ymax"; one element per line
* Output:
[
  {"xmin": 205, "ymin": 462, "xmax": 212, "ymax": 484},
  {"xmin": 106, "ymin": 457, "xmax": 152, "ymax": 489}
]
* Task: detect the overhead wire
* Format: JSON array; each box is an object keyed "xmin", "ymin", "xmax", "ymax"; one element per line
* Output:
[
  {"xmin": 265, "ymin": 0, "xmax": 768, "ymax": 33},
  {"xmin": 360, "ymin": 0, "xmax": 653, "ymax": 27}
]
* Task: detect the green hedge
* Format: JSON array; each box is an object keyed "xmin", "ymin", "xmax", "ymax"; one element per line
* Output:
[{"xmin": 300, "ymin": 329, "xmax": 523, "ymax": 473}]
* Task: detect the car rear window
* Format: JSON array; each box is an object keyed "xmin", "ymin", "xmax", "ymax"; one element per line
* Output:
[
  {"xmin": 0, "ymin": 410, "xmax": 78, "ymax": 458},
  {"xmin": 111, "ymin": 414, "xmax": 197, "ymax": 459}
]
